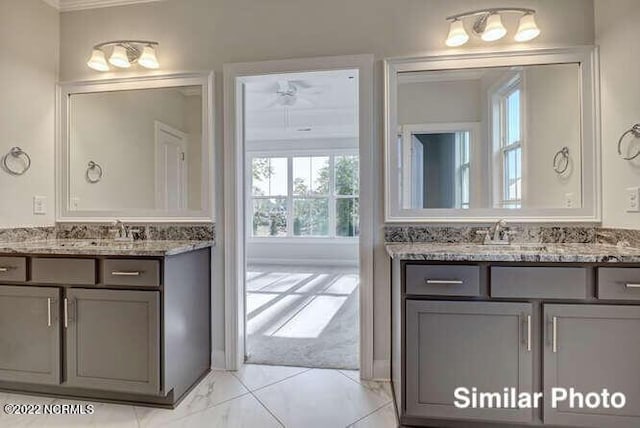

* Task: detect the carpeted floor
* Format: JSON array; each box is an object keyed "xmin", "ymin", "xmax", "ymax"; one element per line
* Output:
[{"xmin": 245, "ymin": 265, "xmax": 359, "ymax": 370}]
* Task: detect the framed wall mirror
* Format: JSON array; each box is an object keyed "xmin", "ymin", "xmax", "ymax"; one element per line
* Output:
[
  {"xmin": 384, "ymin": 47, "xmax": 600, "ymax": 223},
  {"xmin": 57, "ymin": 73, "xmax": 214, "ymax": 222}
]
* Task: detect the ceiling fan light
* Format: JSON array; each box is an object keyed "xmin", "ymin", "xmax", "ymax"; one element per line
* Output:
[
  {"xmin": 445, "ymin": 19, "xmax": 469, "ymax": 47},
  {"xmin": 138, "ymin": 45, "xmax": 160, "ymax": 69},
  {"xmin": 87, "ymin": 48, "xmax": 109, "ymax": 71},
  {"xmin": 515, "ymin": 13, "xmax": 540, "ymax": 42},
  {"xmin": 109, "ymin": 45, "xmax": 131, "ymax": 68},
  {"xmin": 481, "ymin": 13, "xmax": 507, "ymax": 42}
]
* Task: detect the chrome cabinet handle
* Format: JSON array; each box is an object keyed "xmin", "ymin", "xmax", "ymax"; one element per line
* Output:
[
  {"xmin": 64, "ymin": 298, "xmax": 68, "ymax": 328},
  {"xmin": 47, "ymin": 298, "xmax": 52, "ymax": 327},
  {"xmin": 425, "ymin": 279, "xmax": 463, "ymax": 285},
  {"xmin": 552, "ymin": 316, "xmax": 558, "ymax": 353},
  {"xmin": 527, "ymin": 315, "xmax": 532, "ymax": 352},
  {"xmin": 112, "ymin": 271, "xmax": 141, "ymax": 276},
  {"xmin": 625, "ymin": 283, "xmax": 640, "ymax": 289},
  {"xmin": 0, "ymin": 267, "xmax": 8, "ymax": 272}
]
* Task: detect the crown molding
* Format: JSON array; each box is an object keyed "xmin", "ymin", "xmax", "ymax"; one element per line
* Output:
[{"xmin": 47, "ymin": 0, "xmax": 166, "ymax": 12}]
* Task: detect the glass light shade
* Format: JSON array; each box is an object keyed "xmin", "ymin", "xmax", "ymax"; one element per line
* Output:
[
  {"xmin": 87, "ymin": 49, "xmax": 109, "ymax": 71},
  {"xmin": 138, "ymin": 45, "xmax": 160, "ymax": 69},
  {"xmin": 445, "ymin": 20, "xmax": 469, "ymax": 47},
  {"xmin": 481, "ymin": 13, "xmax": 507, "ymax": 42},
  {"xmin": 109, "ymin": 45, "xmax": 131, "ymax": 68},
  {"xmin": 515, "ymin": 13, "xmax": 540, "ymax": 42}
]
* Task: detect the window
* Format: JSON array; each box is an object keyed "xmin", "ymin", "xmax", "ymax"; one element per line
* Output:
[
  {"xmin": 250, "ymin": 153, "xmax": 359, "ymax": 238},
  {"xmin": 455, "ymin": 132, "xmax": 470, "ymax": 209},
  {"xmin": 492, "ymin": 75, "xmax": 523, "ymax": 209}
]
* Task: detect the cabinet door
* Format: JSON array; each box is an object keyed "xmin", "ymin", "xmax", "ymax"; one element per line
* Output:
[
  {"xmin": 405, "ymin": 300, "xmax": 534, "ymax": 423},
  {"xmin": 544, "ymin": 304, "xmax": 640, "ymax": 428},
  {"xmin": 65, "ymin": 288, "xmax": 160, "ymax": 395},
  {"xmin": 0, "ymin": 285, "xmax": 60, "ymax": 384}
]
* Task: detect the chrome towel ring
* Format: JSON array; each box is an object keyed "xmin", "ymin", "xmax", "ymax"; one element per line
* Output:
[
  {"xmin": 86, "ymin": 161, "xmax": 103, "ymax": 183},
  {"xmin": 2, "ymin": 147, "xmax": 31, "ymax": 176},
  {"xmin": 553, "ymin": 146, "xmax": 570, "ymax": 174},
  {"xmin": 618, "ymin": 123, "xmax": 640, "ymax": 160}
]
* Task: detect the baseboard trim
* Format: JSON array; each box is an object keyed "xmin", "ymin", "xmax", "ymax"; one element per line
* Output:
[
  {"xmin": 212, "ymin": 350, "xmax": 226, "ymax": 370},
  {"xmin": 373, "ymin": 359, "xmax": 390, "ymax": 381}
]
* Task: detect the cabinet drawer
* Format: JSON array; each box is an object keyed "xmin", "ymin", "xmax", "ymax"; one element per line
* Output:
[
  {"xmin": 0, "ymin": 257, "xmax": 26, "ymax": 282},
  {"xmin": 32, "ymin": 258, "xmax": 96, "ymax": 285},
  {"xmin": 101, "ymin": 259, "xmax": 160, "ymax": 287},
  {"xmin": 598, "ymin": 268, "xmax": 640, "ymax": 301},
  {"xmin": 491, "ymin": 267, "xmax": 588, "ymax": 299},
  {"xmin": 405, "ymin": 264, "xmax": 480, "ymax": 296}
]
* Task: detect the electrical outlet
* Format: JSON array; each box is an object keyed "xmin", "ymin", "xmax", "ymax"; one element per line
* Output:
[
  {"xmin": 626, "ymin": 187, "xmax": 640, "ymax": 213},
  {"xmin": 33, "ymin": 196, "xmax": 47, "ymax": 215},
  {"xmin": 71, "ymin": 197, "xmax": 80, "ymax": 210},
  {"xmin": 564, "ymin": 193, "xmax": 576, "ymax": 208}
]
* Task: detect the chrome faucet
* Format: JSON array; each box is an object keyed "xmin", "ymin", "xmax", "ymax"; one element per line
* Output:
[
  {"xmin": 111, "ymin": 220, "xmax": 139, "ymax": 242},
  {"xmin": 481, "ymin": 219, "xmax": 512, "ymax": 245}
]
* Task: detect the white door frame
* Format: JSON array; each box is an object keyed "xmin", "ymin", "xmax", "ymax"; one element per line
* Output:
[{"xmin": 223, "ymin": 54, "xmax": 375, "ymax": 379}]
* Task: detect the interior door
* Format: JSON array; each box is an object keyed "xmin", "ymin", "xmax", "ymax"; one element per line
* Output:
[
  {"xmin": 0, "ymin": 286, "xmax": 60, "ymax": 384},
  {"xmin": 155, "ymin": 121, "xmax": 188, "ymax": 210},
  {"xmin": 544, "ymin": 304, "xmax": 640, "ymax": 428},
  {"xmin": 405, "ymin": 300, "xmax": 534, "ymax": 423},
  {"xmin": 65, "ymin": 288, "xmax": 160, "ymax": 395}
]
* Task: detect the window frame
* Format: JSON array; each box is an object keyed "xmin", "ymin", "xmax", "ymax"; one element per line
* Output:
[
  {"xmin": 247, "ymin": 148, "xmax": 359, "ymax": 242},
  {"xmin": 490, "ymin": 72, "xmax": 526, "ymax": 209}
]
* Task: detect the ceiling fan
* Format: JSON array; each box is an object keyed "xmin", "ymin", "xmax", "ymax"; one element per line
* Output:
[{"xmin": 255, "ymin": 79, "xmax": 324, "ymax": 108}]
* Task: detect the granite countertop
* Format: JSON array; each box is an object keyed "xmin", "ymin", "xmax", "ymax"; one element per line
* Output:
[
  {"xmin": 0, "ymin": 239, "xmax": 214, "ymax": 257},
  {"xmin": 385, "ymin": 242, "xmax": 640, "ymax": 264}
]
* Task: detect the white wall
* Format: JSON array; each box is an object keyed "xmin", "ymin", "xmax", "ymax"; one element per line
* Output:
[
  {"xmin": 0, "ymin": 0, "xmax": 58, "ymax": 228},
  {"xmin": 58, "ymin": 0, "xmax": 596, "ymax": 375},
  {"xmin": 595, "ymin": 0, "xmax": 640, "ymax": 229}
]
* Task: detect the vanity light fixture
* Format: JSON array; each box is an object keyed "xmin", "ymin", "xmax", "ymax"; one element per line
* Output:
[
  {"xmin": 87, "ymin": 40, "xmax": 159, "ymax": 72},
  {"xmin": 445, "ymin": 8, "xmax": 540, "ymax": 47}
]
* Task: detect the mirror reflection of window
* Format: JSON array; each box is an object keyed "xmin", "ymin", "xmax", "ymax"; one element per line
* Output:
[{"xmin": 491, "ymin": 73, "xmax": 523, "ymax": 209}]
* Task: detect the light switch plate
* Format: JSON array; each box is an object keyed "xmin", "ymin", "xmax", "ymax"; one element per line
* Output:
[
  {"xmin": 564, "ymin": 193, "xmax": 576, "ymax": 209},
  {"xmin": 626, "ymin": 187, "xmax": 640, "ymax": 212},
  {"xmin": 33, "ymin": 196, "xmax": 47, "ymax": 215}
]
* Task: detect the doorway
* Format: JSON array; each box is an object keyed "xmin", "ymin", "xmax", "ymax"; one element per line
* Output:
[
  {"xmin": 155, "ymin": 121, "xmax": 188, "ymax": 210},
  {"xmin": 223, "ymin": 55, "xmax": 374, "ymax": 377},
  {"xmin": 242, "ymin": 71, "xmax": 360, "ymax": 368}
]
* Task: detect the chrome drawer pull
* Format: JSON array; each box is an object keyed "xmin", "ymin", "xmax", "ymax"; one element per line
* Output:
[
  {"xmin": 552, "ymin": 316, "xmax": 558, "ymax": 353},
  {"xmin": 112, "ymin": 271, "xmax": 141, "ymax": 276},
  {"xmin": 625, "ymin": 283, "xmax": 640, "ymax": 289},
  {"xmin": 527, "ymin": 315, "xmax": 532, "ymax": 352},
  {"xmin": 64, "ymin": 298, "xmax": 68, "ymax": 329},
  {"xmin": 0, "ymin": 267, "xmax": 9, "ymax": 272},
  {"xmin": 425, "ymin": 279, "xmax": 464, "ymax": 285},
  {"xmin": 47, "ymin": 298, "xmax": 52, "ymax": 327}
]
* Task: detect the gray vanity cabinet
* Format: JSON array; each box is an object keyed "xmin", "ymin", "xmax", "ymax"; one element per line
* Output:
[
  {"xmin": 405, "ymin": 300, "xmax": 534, "ymax": 423},
  {"xmin": 65, "ymin": 288, "xmax": 160, "ymax": 395},
  {"xmin": 543, "ymin": 304, "xmax": 640, "ymax": 428},
  {"xmin": 0, "ymin": 285, "xmax": 60, "ymax": 385}
]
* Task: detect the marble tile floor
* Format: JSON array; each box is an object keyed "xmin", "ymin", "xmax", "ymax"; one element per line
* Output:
[{"xmin": 0, "ymin": 364, "xmax": 397, "ymax": 428}]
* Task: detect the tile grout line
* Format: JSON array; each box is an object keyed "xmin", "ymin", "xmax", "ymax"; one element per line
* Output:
[
  {"xmin": 249, "ymin": 390, "xmax": 287, "ymax": 428},
  {"xmin": 133, "ymin": 389, "xmax": 254, "ymax": 427},
  {"xmin": 231, "ymin": 366, "xmax": 313, "ymax": 394},
  {"xmin": 343, "ymin": 400, "xmax": 394, "ymax": 428}
]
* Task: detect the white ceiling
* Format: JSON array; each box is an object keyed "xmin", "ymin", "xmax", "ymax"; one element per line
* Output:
[
  {"xmin": 243, "ymin": 70, "xmax": 359, "ymax": 143},
  {"xmin": 43, "ymin": 0, "xmax": 166, "ymax": 12}
]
